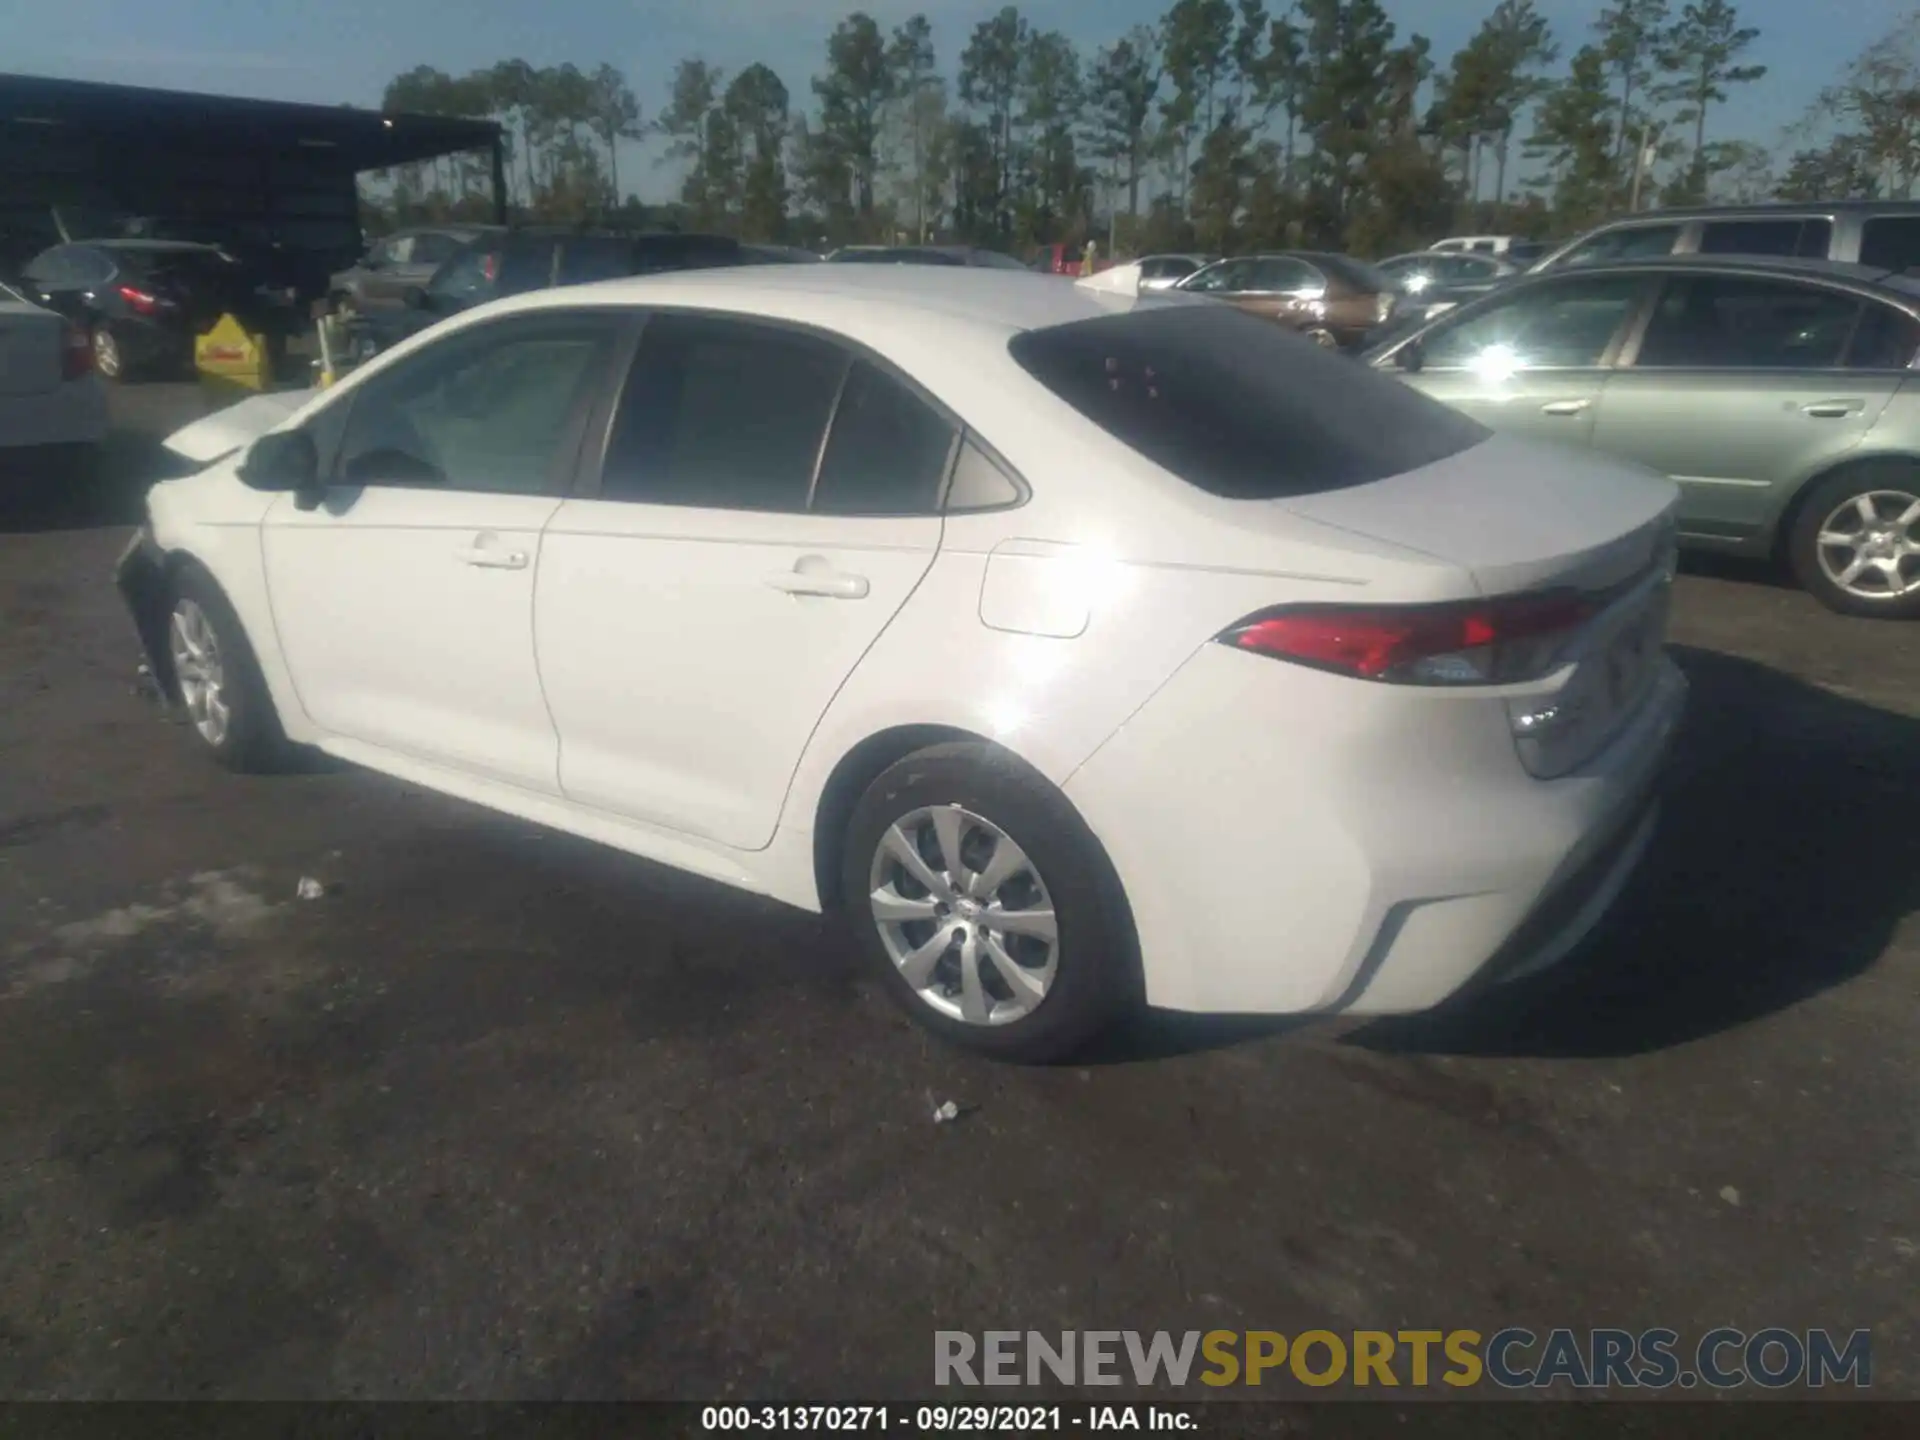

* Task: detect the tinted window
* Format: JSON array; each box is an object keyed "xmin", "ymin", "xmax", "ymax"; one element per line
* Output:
[
  {"xmin": 498, "ymin": 241, "xmax": 558, "ymax": 294},
  {"xmin": 966, "ymin": 250, "xmax": 1030, "ymax": 270},
  {"xmin": 428, "ymin": 245, "xmax": 499, "ymax": 308},
  {"xmin": 810, "ymin": 362, "xmax": 957, "ymax": 515},
  {"xmin": 558, "ymin": 239, "xmax": 634, "ymax": 285},
  {"xmin": 1248, "ymin": 257, "xmax": 1316, "ymax": 291},
  {"xmin": 1847, "ymin": 302, "xmax": 1920, "ymax": 368},
  {"xmin": 336, "ymin": 317, "xmax": 611, "ymax": 492},
  {"xmin": 1636, "ymin": 276, "xmax": 1859, "ymax": 369},
  {"xmin": 1421, "ymin": 275, "xmax": 1645, "ymax": 370},
  {"xmin": 1181, "ymin": 259, "xmax": 1254, "ymax": 292},
  {"xmin": 411, "ymin": 232, "xmax": 460, "ymax": 266},
  {"xmin": 24, "ymin": 247, "xmax": 75, "ymax": 286},
  {"xmin": 1139, "ymin": 257, "xmax": 1197, "ymax": 281},
  {"xmin": 1860, "ymin": 216, "xmax": 1920, "ymax": 274},
  {"xmin": 600, "ymin": 314, "xmax": 847, "ymax": 510},
  {"xmin": 1697, "ymin": 218, "xmax": 1832, "ymax": 258},
  {"xmin": 1559, "ymin": 224, "xmax": 1683, "ymax": 267},
  {"xmin": 1009, "ymin": 304, "xmax": 1488, "ymax": 500}
]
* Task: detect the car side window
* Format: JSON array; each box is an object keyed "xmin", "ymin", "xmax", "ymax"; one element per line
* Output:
[
  {"xmin": 1419, "ymin": 276, "xmax": 1646, "ymax": 371},
  {"xmin": 598, "ymin": 313, "xmax": 847, "ymax": 511},
  {"xmin": 811, "ymin": 361, "xmax": 957, "ymax": 516},
  {"xmin": 335, "ymin": 316, "xmax": 613, "ymax": 492},
  {"xmin": 23, "ymin": 249, "xmax": 67, "ymax": 286},
  {"xmin": 1845, "ymin": 301, "xmax": 1920, "ymax": 369},
  {"xmin": 72, "ymin": 250, "xmax": 116, "ymax": 286},
  {"xmin": 1859, "ymin": 216, "xmax": 1920, "ymax": 274},
  {"xmin": 1184, "ymin": 260, "xmax": 1250, "ymax": 293},
  {"xmin": 1697, "ymin": 218, "xmax": 1832, "ymax": 258},
  {"xmin": 1559, "ymin": 224, "xmax": 1683, "ymax": 268},
  {"xmin": 411, "ymin": 233, "xmax": 458, "ymax": 267},
  {"xmin": 1250, "ymin": 257, "xmax": 1316, "ymax": 292},
  {"xmin": 1635, "ymin": 276, "xmax": 1859, "ymax": 369}
]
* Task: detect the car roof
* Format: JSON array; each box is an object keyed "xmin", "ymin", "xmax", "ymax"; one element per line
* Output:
[
  {"xmin": 1611, "ymin": 200, "xmax": 1920, "ymax": 221},
  {"xmin": 487, "ymin": 262, "xmax": 1191, "ymax": 336},
  {"xmin": 1539, "ymin": 254, "xmax": 1902, "ymax": 284},
  {"xmin": 83, "ymin": 239, "xmax": 227, "ymax": 254}
]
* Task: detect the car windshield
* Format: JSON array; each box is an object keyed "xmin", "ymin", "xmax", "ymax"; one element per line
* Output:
[{"xmin": 1009, "ymin": 302, "xmax": 1489, "ymax": 499}]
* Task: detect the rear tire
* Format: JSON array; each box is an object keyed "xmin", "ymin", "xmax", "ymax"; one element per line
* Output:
[
  {"xmin": 166, "ymin": 568, "xmax": 296, "ymax": 773},
  {"xmin": 840, "ymin": 742, "xmax": 1136, "ymax": 1064},
  {"xmin": 1787, "ymin": 463, "xmax": 1920, "ymax": 619}
]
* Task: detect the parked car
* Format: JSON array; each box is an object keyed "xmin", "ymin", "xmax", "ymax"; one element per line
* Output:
[
  {"xmin": 1532, "ymin": 202, "xmax": 1920, "ymax": 277},
  {"xmin": 1376, "ymin": 250, "xmax": 1524, "ymax": 333},
  {"xmin": 19, "ymin": 239, "xmax": 300, "ymax": 381},
  {"xmin": 1175, "ymin": 252, "xmax": 1399, "ymax": 347},
  {"xmin": 118, "ymin": 265, "xmax": 1683, "ymax": 1062},
  {"xmin": 1136, "ymin": 253, "xmax": 1218, "ymax": 291},
  {"xmin": 1429, "ymin": 234, "xmax": 1530, "ymax": 257},
  {"xmin": 329, "ymin": 225, "xmax": 500, "ymax": 312},
  {"xmin": 345, "ymin": 228, "xmax": 790, "ymax": 361},
  {"xmin": 0, "ymin": 277, "xmax": 105, "ymax": 491},
  {"xmin": 1367, "ymin": 255, "xmax": 1920, "ymax": 618},
  {"xmin": 826, "ymin": 244, "xmax": 1029, "ymax": 269}
]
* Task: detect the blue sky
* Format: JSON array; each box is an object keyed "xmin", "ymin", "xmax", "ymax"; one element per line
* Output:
[{"xmin": 3, "ymin": 0, "xmax": 1908, "ymax": 199}]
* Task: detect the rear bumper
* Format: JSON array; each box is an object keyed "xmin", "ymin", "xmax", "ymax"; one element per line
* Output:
[
  {"xmin": 1062, "ymin": 643, "xmax": 1687, "ymax": 1016},
  {"xmin": 0, "ymin": 375, "xmax": 108, "ymax": 455}
]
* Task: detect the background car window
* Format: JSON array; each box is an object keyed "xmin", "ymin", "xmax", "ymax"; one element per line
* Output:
[
  {"xmin": 1846, "ymin": 301, "xmax": 1920, "ymax": 368},
  {"xmin": 336, "ymin": 318, "xmax": 611, "ymax": 492},
  {"xmin": 1859, "ymin": 216, "xmax": 1920, "ymax": 273},
  {"xmin": 558, "ymin": 239, "xmax": 634, "ymax": 285},
  {"xmin": 810, "ymin": 361, "xmax": 957, "ymax": 515},
  {"xmin": 599, "ymin": 314, "xmax": 847, "ymax": 510},
  {"xmin": 1635, "ymin": 276, "xmax": 1858, "ymax": 369},
  {"xmin": 1010, "ymin": 305, "xmax": 1489, "ymax": 501},
  {"xmin": 1697, "ymin": 218, "xmax": 1832, "ymax": 258},
  {"xmin": 410, "ymin": 232, "xmax": 459, "ymax": 267},
  {"xmin": 72, "ymin": 249, "xmax": 117, "ymax": 286},
  {"xmin": 23, "ymin": 248, "xmax": 73, "ymax": 286},
  {"xmin": 1181, "ymin": 259, "xmax": 1252, "ymax": 292},
  {"xmin": 1249, "ymin": 257, "xmax": 1317, "ymax": 292},
  {"xmin": 1419, "ymin": 275, "xmax": 1645, "ymax": 370},
  {"xmin": 1559, "ymin": 224, "xmax": 1683, "ymax": 267},
  {"xmin": 1140, "ymin": 257, "xmax": 1195, "ymax": 282},
  {"xmin": 498, "ymin": 242, "xmax": 559, "ymax": 295}
]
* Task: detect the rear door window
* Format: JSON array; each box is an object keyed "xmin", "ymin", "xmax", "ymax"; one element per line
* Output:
[
  {"xmin": 1859, "ymin": 216, "xmax": 1920, "ymax": 274},
  {"xmin": 1181, "ymin": 258, "xmax": 1255, "ymax": 293},
  {"xmin": 810, "ymin": 361, "xmax": 957, "ymax": 516},
  {"xmin": 1697, "ymin": 218, "xmax": 1833, "ymax": 258},
  {"xmin": 1844, "ymin": 301, "xmax": 1920, "ymax": 369},
  {"xmin": 598, "ymin": 313, "xmax": 847, "ymax": 511},
  {"xmin": 1248, "ymin": 257, "xmax": 1318, "ymax": 292},
  {"xmin": 1634, "ymin": 275, "xmax": 1859, "ymax": 369},
  {"xmin": 1008, "ymin": 304, "xmax": 1489, "ymax": 500}
]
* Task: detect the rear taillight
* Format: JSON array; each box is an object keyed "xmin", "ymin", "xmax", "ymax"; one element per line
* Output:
[
  {"xmin": 117, "ymin": 283, "xmax": 161, "ymax": 315},
  {"xmin": 480, "ymin": 252, "xmax": 500, "ymax": 282},
  {"xmin": 1218, "ymin": 592, "xmax": 1598, "ymax": 686},
  {"xmin": 61, "ymin": 322, "xmax": 92, "ymax": 380}
]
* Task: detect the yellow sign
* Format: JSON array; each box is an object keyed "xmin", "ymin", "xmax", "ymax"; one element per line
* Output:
[{"xmin": 194, "ymin": 314, "xmax": 267, "ymax": 394}]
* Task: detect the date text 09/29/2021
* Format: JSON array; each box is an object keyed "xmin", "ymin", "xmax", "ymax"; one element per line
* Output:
[{"xmin": 701, "ymin": 1407, "xmax": 1192, "ymax": 1432}]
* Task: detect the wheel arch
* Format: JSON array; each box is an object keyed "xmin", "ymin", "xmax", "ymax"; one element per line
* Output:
[{"xmin": 1771, "ymin": 450, "xmax": 1920, "ymax": 563}]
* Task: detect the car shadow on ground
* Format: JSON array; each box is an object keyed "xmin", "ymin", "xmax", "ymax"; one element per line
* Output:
[
  {"xmin": 1090, "ymin": 644, "xmax": 1919, "ymax": 1066},
  {"xmin": 0, "ymin": 428, "xmax": 175, "ymax": 535},
  {"xmin": 1350, "ymin": 644, "xmax": 1920, "ymax": 1060}
]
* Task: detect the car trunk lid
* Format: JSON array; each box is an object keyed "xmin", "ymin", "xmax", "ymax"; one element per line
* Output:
[{"xmin": 0, "ymin": 301, "xmax": 64, "ymax": 396}]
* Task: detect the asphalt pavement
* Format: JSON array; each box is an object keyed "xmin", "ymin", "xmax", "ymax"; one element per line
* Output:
[{"xmin": 1, "ymin": 384, "xmax": 1917, "ymax": 1405}]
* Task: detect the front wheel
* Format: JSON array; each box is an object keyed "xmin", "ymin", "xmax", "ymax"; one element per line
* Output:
[
  {"xmin": 840, "ymin": 742, "xmax": 1136, "ymax": 1063},
  {"xmin": 1788, "ymin": 465, "xmax": 1920, "ymax": 619},
  {"xmin": 166, "ymin": 570, "xmax": 295, "ymax": 772}
]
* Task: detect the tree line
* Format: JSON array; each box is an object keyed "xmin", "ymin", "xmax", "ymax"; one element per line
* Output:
[{"xmin": 362, "ymin": 1, "xmax": 1915, "ymax": 259}]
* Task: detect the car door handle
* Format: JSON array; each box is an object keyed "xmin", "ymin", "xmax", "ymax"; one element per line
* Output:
[
  {"xmin": 454, "ymin": 544, "xmax": 529, "ymax": 570},
  {"xmin": 1802, "ymin": 400, "xmax": 1865, "ymax": 418},
  {"xmin": 765, "ymin": 569, "xmax": 869, "ymax": 599},
  {"xmin": 1540, "ymin": 399, "xmax": 1591, "ymax": 416}
]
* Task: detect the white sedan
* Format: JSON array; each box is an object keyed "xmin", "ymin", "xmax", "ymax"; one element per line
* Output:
[
  {"xmin": 1, "ymin": 279, "xmax": 107, "ymax": 489},
  {"xmin": 118, "ymin": 265, "xmax": 1686, "ymax": 1062}
]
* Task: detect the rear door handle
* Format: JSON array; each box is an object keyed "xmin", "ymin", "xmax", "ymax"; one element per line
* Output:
[
  {"xmin": 454, "ymin": 544, "xmax": 529, "ymax": 570},
  {"xmin": 1540, "ymin": 399, "xmax": 1591, "ymax": 416},
  {"xmin": 765, "ymin": 570, "xmax": 870, "ymax": 599},
  {"xmin": 1802, "ymin": 400, "xmax": 1865, "ymax": 418}
]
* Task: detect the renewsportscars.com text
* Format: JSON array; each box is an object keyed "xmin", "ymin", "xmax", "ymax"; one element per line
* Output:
[{"xmin": 934, "ymin": 1328, "xmax": 1871, "ymax": 1391}]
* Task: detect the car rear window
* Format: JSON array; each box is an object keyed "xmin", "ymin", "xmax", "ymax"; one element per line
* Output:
[
  {"xmin": 1009, "ymin": 304, "xmax": 1489, "ymax": 500},
  {"xmin": 1312, "ymin": 254, "xmax": 1395, "ymax": 292}
]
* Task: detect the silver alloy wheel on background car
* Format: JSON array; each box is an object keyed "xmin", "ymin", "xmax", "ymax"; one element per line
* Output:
[
  {"xmin": 1815, "ymin": 490, "xmax": 1920, "ymax": 601},
  {"xmin": 92, "ymin": 326, "xmax": 122, "ymax": 379},
  {"xmin": 168, "ymin": 598, "xmax": 231, "ymax": 746},
  {"xmin": 868, "ymin": 804, "xmax": 1059, "ymax": 1026}
]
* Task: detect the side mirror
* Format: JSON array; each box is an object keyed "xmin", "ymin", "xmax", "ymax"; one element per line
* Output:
[
  {"xmin": 1395, "ymin": 340, "xmax": 1425, "ymax": 374},
  {"xmin": 237, "ymin": 429, "xmax": 323, "ymax": 507},
  {"xmin": 402, "ymin": 285, "xmax": 429, "ymax": 311}
]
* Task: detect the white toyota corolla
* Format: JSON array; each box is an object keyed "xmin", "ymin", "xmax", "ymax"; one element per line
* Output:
[{"xmin": 119, "ymin": 264, "xmax": 1685, "ymax": 1062}]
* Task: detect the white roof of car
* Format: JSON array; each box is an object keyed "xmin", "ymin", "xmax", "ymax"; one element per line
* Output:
[{"xmin": 484, "ymin": 263, "xmax": 1188, "ymax": 339}]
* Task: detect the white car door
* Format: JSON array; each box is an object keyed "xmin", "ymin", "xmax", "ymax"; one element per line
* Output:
[
  {"xmin": 535, "ymin": 312, "xmax": 954, "ymax": 851},
  {"xmin": 262, "ymin": 311, "xmax": 622, "ymax": 793}
]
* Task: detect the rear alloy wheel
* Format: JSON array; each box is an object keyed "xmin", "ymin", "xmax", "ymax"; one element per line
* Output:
[
  {"xmin": 841, "ymin": 742, "xmax": 1135, "ymax": 1063},
  {"xmin": 1789, "ymin": 467, "xmax": 1920, "ymax": 619},
  {"xmin": 92, "ymin": 325, "xmax": 124, "ymax": 381}
]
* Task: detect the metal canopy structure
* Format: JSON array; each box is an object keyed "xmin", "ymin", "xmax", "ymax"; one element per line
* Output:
[{"xmin": 0, "ymin": 72, "xmax": 507, "ymax": 284}]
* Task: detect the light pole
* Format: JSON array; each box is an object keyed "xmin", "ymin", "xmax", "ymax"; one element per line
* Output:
[{"xmin": 1628, "ymin": 120, "xmax": 1663, "ymax": 213}]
